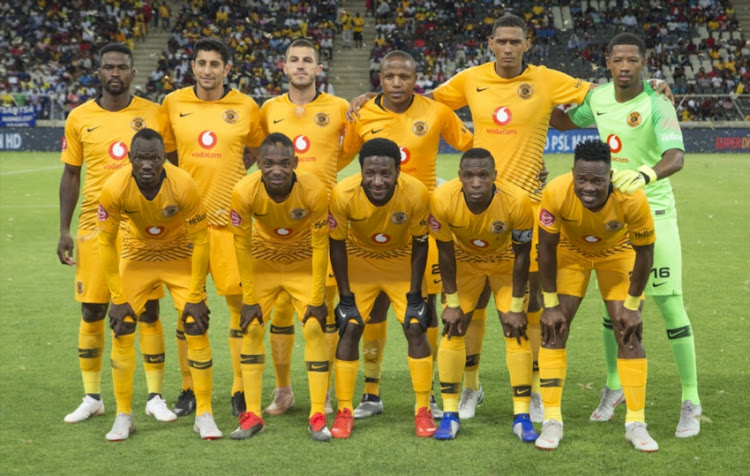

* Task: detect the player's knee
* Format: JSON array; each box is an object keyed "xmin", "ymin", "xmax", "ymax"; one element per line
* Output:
[
  {"xmin": 139, "ymin": 306, "xmax": 159, "ymax": 324},
  {"xmin": 81, "ymin": 303, "xmax": 107, "ymax": 322},
  {"xmin": 144, "ymin": 299, "xmax": 160, "ymax": 315},
  {"xmin": 119, "ymin": 318, "xmax": 137, "ymax": 336},
  {"xmin": 402, "ymin": 319, "xmax": 426, "ymax": 339},
  {"xmin": 183, "ymin": 317, "xmax": 204, "ymax": 336}
]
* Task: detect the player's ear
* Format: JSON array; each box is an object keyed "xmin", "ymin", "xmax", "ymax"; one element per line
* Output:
[
  {"xmin": 291, "ymin": 154, "xmax": 299, "ymax": 169},
  {"xmin": 524, "ymin": 38, "xmax": 531, "ymax": 52}
]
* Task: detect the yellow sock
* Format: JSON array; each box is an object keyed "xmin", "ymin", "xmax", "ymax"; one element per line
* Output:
[
  {"xmin": 78, "ymin": 319, "xmax": 105, "ymax": 395},
  {"xmin": 539, "ymin": 347, "xmax": 566, "ymax": 422},
  {"xmin": 527, "ymin": 309, "xmax": 542, "ymax": 394},
  {"xmin": 240, "ymin": 323, "xmax": 266, "ymax": 415},
  {"xmin": 111, "ymin": 332, "xmax": 136, "ymax": 415},
  {"xmin": 505, "ymin": 337, "xmax": 533, "ymax": 415},
  {"xmin": 464, "ymin": 308, "xmax": 486, "ymax": 390},
  {"xmin": 226, "ymin": 294, "xmax": 244, "ymax": 395},
  {"xmin": 619, "ymin": 358, "xmax": 648, "ymax": 424},
  {"xmin": 324, "ymin": 285, "xmax": 338, "ymax": 391},
  {"xmin": 185, "ymin": 331, "xmax": 213, "ymax": 416},
  {"xmin": 362, "ymin": 320, "xmax": 387, "ymax": 396},
  {"xmin": 408, "ymin": 356, "xmax": 433, "ymax": 413},
  {"xmin": 334, "ymin": 359, "xmax": 359, "ymax": 412},
  {"xmin": 175, "ymin": 314, "xmax": 193, "ymax": 390},
  {"xmin": 270, "ymin": 292, "xmax": 296, "ymax": 389},
  {"xmin": 303, "ymin": 319, "xmax": 329, "ymax": 417},
  {"xmin": 139, "ymin": 318, "xmax": 165, "ymax": 396},
  {"xmin": 438, "ymin": 335, "xmax": 465, "ymax": 413}
]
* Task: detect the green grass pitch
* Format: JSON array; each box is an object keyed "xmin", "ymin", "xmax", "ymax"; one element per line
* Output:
[{"xmin": 0, "ymin": 152, "xmax": 748, "ymax": 474}]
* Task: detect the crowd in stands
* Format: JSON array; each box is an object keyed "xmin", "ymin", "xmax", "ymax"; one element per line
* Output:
[{"xmin": 0, "ymin": 0, "xmax": 747, "ymax": 122}]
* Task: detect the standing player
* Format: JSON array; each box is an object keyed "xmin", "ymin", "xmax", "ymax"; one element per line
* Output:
[
  {"xmin": 328, "ymin": 138, "xmax": 435, "ymax": 439},
  {"xmin": 429, "ymin": 148, "xmax": 535, "ymax": 441},
  {"xmin": 58, "ymin": 43, "xmax": 173, "ymax": 424},
  {"xmin": 229, "ymin": 133, "xmax": 332, "ymax": 442},
  {"xmin": 535, "ymin": 140, "xmax": 657, "ymax": 452},
  {"xmin": 98, "ymin": 128, "xmax": 220, "ymax": 441},
  {"xmin": 258, "ymin": 38, "xmax": 352, "ymax": 416},
  {"xmin": 551, "ymin": 33, "xmax": 701, "ymax": 437},
  {"xmin": 342, "ymin": 50, "xmax": 474, "ymax": 419},
  {"xmin": 161, "ymin": 37, "xmax": 264, "ymax": 417}
]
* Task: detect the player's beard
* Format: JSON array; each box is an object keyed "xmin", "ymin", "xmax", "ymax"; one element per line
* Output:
[
  {"xmin": 290, "ymin": 74, "xmax": 315, "ymax": 90},
  {"xmin": 103, "ymin": 80, "xmax": 128, "ymax": 96}
]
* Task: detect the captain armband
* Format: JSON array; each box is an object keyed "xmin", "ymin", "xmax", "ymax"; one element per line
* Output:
[{"xmin": 512, "ymin": 228, "xmax": 533, "ymax": 244}]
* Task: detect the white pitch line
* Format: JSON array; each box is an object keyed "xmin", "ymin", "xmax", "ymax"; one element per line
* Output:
[
  {"xmin": 0, "ymin": 165, "xmax": 61, "ymax": 176},
  {"xmin": 0, "ymin": 204, "xmax": 57, "ymax": 209}
]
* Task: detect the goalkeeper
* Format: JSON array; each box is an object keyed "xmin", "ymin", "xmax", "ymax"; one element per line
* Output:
[{"xmin": 550, "ymin": 32, "xmax": 701, "ymax": 438}]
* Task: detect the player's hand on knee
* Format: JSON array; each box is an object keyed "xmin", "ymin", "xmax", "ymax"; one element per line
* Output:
[
  {"xmin": 183, "ymin": 301, "xmax": 210, "ymax": 334},
  {"xmin": 404, "ymin": 292, "xmax": 429, "ymax": 331},
  {"xmin": 109, "ymin": 303, "xmax": 137, "ymax": 337},
  {"xmin": 441, "ymin": 306, "xmax": 464, "ymax": 339},
  {"xmin": 57, "ymin": 233, "xmax": 75, "ymax": 265},
  {"xmin": 540, "ymin": 308, "xmax": 566, "ymax": 346},
  {"xmin": 240, "ymin": 304, "xmax": 263, "ymax": 331},
  {"xmin": 335, "ymin": 294, "xmax": 363, "ymax": 337},
  {"xmin": 502, "ymin": 311, "xmax": 528, "ymax": 345},
  {"xmin": 617, "ymin": 308, "xmax": 643, "ymax": 350},
  {"xmin": 303, "ymin": 303, "xmax": 328, "ymax": 329}
]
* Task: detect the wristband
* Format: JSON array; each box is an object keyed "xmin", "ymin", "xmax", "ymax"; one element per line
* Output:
[
  {"xmin": 510, "ymin": 296, "xmax": 524, "ymax": 313},
  {"xmin": 637, "ymin": 165, "xmax": 657, "ymax": 185},
  {"xmin": 623, "ymin": 294, "xmax": 641, "ymax": 311},
  {"xmin": 542, "ymin": 291, "xmax": 559, "ymax": 308},
  {"xmin": 445, "ymin": 292, "xmax": 460, "ymax": 308}
]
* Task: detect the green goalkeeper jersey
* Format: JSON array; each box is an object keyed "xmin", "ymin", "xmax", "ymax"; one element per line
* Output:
[{"xmin": 568, "ymin": 81, "xmax": 685, "ymax": 212}]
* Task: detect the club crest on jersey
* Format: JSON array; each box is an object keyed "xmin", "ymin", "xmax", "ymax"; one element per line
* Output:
[
  {"xmin": 539, "ymin": 208, "xmax": 555, "ymax": 226},
  {"xmin": 492, "ymin": 107, "xmax": 512, "ymax": 126},
  {"xmin": 517, "ymin": 83, "xmax": 533, "ymax": 100},
  {"xmin": 372, "ymin": 233, "xmax": 391, "ymax": 243},
  {"xmin": 471, "ymin": 239, "xmax": 489, "ymax": 248},
  {"xmin": 428, "ymin": 215, "xmax": 441, "ymax": 231},
  {"xmin": 294, "ymin": 135, "xmax": 311, "ymax": 153},
  {"xmin": 162, "ymin": 205, "xmax": 179, "ymax": 218},
  {"xmin": 627, "ymin": 112, "xmax": 642, "ymax": 128},
  {"xmin": 97, "ymin": 204, "xmax": 109, "ymax": 221},
  {"xmin": 146, "ymin": 226, "xmax": 165, "ymax": 236},
  {"xmin": 314, "ymin": 112, "xmax": 330, "ymax": 127},
  {"xmin": 412, "ymin": 121, "xmax": 428, "ymax": 137},
  {"xmin": 131, "ymin": 117, "xmax": 146, "ymax": 131},
  {"xmin": 198, "ymin": 130, "xmax": 218, "ymax": 149},
  {"xmin": 290, "ymin": 208, "xmax": 308, "ymax": 220},
  {"xmin": 230, "ymin": 210, "xmax": 242, "ymax": 226},
  {"xmin": 76, "ymin": 281, "xmax": 84, "ymax": 294},
  {"xmin": 274, "ymin": 227, "xmax": 292, "ymax": 236},
  {"xmin": 489, "ymin": 221, "xmax": 506, "ymax": 234},
  {"xmin": 223, "ymin": 109, "xmax": 239, "ymax": 124},
  {"xmin": 108, "ymin": 141, "xmax": 128, "ymax": 160},
  {"xmin": 605, "ymin": 220, "xmax": 624, "ymax": 232},
  {"xmin": 391, "ymin": 211, "xmax": 408, "ymax": 225}
]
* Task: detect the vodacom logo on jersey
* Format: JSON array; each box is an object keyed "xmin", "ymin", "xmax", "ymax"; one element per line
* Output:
[
  {"xmin": 293, "ymin": 135, "xmax": 311, "ymax": 153},
  {"xmin": 492, "ymin": 107, "xmax": 512, "ymax": 126},
  {"xmin": 198, "ymin": 130, "xmax": 218, "ymax": 149},
  {"xmin": 606, "ymin": 134, "xmax": 623, "ymax": 153},
  {"xmin": 146, "ymin": 226, "xmax": 165, "ymax": 236},
  {"xmin": 399, "ymin": 147, "xmax": 411, "ymax": 165},
  {"xmin": 372, "ymin": 233, "xmax": 391, "ymax": 243},
  {"xmin": 108, "ymin": 141, "xmax": 128, "ymax": 160},
  {"xmin": 274, "ymin": 227, "xmax": 292, "ymax": 236},
  {"xmin": 471, "ymin": 239, "xmax": 489, "ymax": 248}
]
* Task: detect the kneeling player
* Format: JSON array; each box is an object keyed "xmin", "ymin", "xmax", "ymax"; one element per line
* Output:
[
  {"xmin": 535, "ymin": 140, "xmax": 657, "ymax": 452},
  {"xmin": 328, "ymin": 138, "xmax": 435, "ymax": 439},
  {"xmin": 98, "ymin": 128, "xmax": 219, "ymax": 441},
  {"xmin": 429, "ymin": 148, "xmax": 535, "ymax": 441}
]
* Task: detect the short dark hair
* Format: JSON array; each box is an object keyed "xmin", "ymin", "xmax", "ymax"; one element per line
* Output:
[
  {"xmin": 131, "ymin": 128, "xmax": 164, "ymax": 149},
  {"xmin": 607, "ymin": 33, "xmax": 646, "ymax": 57},
  {"xmin": 194, "ymin": 37, "xmax": 231, "ymax": 64},
  {"xmin": 492, "ymin": 14, "xmax": 528, "ymax": 38},
  {"xmin": 98, "ymin": 43, "xmax": 132, "ymax": 66},
  {"xmin": 261, "ymin": 132, "xmax": 295, "ymax": 156},
  {"xmin": 459, "ymin": 148, "xmax": 495, "ymax": 168},
  {"xmin": 574, "ymin": 140, "xmax": 611, "ymax": 165},
  {"xmin": 287, "ymin": 38, "xmax": 320, "ymax": 63},
  {"xmin": 382, "ymin": 50, "xmax": 417, "ymax": 70},
  {"xmin": 358, "ymin": 138, "xmax": 401, "ymax": 168}
]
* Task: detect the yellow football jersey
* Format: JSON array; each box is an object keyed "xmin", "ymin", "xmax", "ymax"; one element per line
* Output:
[
  {"xmin": 342, "ymin": 94, "xmax": 473, "ymax": 192},
  {"xmin": 98, "ymin": 162, "xmax": 208, "ymax": 261},
  {"xmin": 259, "ymin": 91, "xmax": 350, "ymax": 191},
  {"xmin": 329, "ymin": 173, "xmax": 430, "ymax": 258},
  {"xmin": 61, "ymin": 96, "xmax": 162, "ymax": 230},
  {"xmin": 429, "ymin": 178, "xmax": 534, "ymax": 263},
  {"xmin": 539, "ymin": 173, "xmax": 655, "ymax": 256},
  {"xmin": 161, "ymin": 86, "xmax": 264, "ymax": 226},
  {"xmin": 432, "ymin": 63, "xmax": 589, "ymax": 202}
]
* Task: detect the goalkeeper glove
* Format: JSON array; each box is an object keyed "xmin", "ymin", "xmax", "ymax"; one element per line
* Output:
[
  {"xmin": 612, "ymin": 166, "xmax": 657, "ymax": 194},
  {"xmin": 335, "ymin": 293, "xmax": 363, "ymax": 337},
  {"xmin": 403, "ymin": 292, "xmax": 429, "ymax": 331}
]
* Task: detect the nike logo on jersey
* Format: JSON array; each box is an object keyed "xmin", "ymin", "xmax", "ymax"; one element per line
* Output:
[
  {"xmin": 370, "ymin": 128, "xmax": 384, "ymax": 134},
  {"xmin": 273, "ymin": 118, "xmax": 285, "ymax": 124},
  {"xmin": 328, "ymin": 273, "xmax": 335, "ymax": 279},
  {"xmin": 561, "ymin": 217, "xmax": 576, "ymax": 221},
  {"xmin": 652, "ymin": 282, "xmax": 667, "ymax": 287},
  {"xmin": 179, "ymin": 112, "xmax": 193, "ymax": 117},
  {"xmin": 350, "ymin": 217, "xmax": 367, "ymax": 222},
  {"xmin": 124, "ymin": 209, "xmax": 140, "ymax": 214},
  {"xmin": 476, "ymin": 87, "xmax": 489, "ymax": 92},
  {"xmin": 596, "ymin": 111, "xmax": 606, "ymax": 116},
  {"xmin": 433, "ymin": 279, "xmax": 441, "ymax": 284},
  {"xmin": 254, "ymin": 212, "xmax": 269, "ymax": 217},
  {"xmin": 87, "ymin": 126, "xmax": 101, "ymax": 132}
]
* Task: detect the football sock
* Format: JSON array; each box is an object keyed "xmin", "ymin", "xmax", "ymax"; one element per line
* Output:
[
  {"xmin": 505, "ymin": 337, "xmax": 533, "ymax": 415},
  {"xmin": 226, "ymin": 294, "xmax": 245, "ymax": 395},
  {"xmin": 653, "ymin": 294, "xmax": 700, "ymax": 404},
  {"xmin": 185, "ymin": 330, "xmax": 213, "ymax": 416},
  {"xmin": 526, "ymin": 309, "xmax": 542, "ymax": 394},
  {"xmin": 334, "ymin": 359, "xmax": 358, "ymax": 412},
  {"xmin": 138, "ymin": 318, "xmax": 165, "ymax": 396},
  {"xmin": 619, "ymin": 358, "xmax": 647, "ymax": 424},
  {"xmin": 240, "ymin": 323, "xmax": 266, "ymax": 415},
  {"xmin": 426, "ymin": 325, "xmax": 439, "ymax": 397},
  {"xmin": 601, "ymin": 306, "xmax": 622, "ymax": 390},
  {"xmin": 175, "ymin": 314, "xmax": 193, "ymax": 390},
  {"xmin": 464, "ymin": 307, "xmax": 486, "ymax": 391},
  {"xmin": 269, "ymin": 292, "xmax": 295, "ymax": 389},
  {"xmin": 324, "ymin": 286, "xmax": 339, "ymax": 387},
  {"xmin": 78, "ymin": 318, "xmax": 105, "ymax": 395},
  {"xmin": 362, "ymin": 320, "xmax": 387, "ymax": 396},
  {"xmin": 539, "ymin": 347, "xmax": 566, "ymax": 422},
  {"xmin": 408, "ymin": 356, "xmax": 433, "ymax": 413},
  {"xmin": 111, "ymin": 332, "xmax": 136, "ymax": 415},
  {"xmin": 303, "ymin": 318, "xmax": 329, "ymax": 417},
  {"xmin": 438, "ymin": 335, "xmax": 465, "ymax": 413}
]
